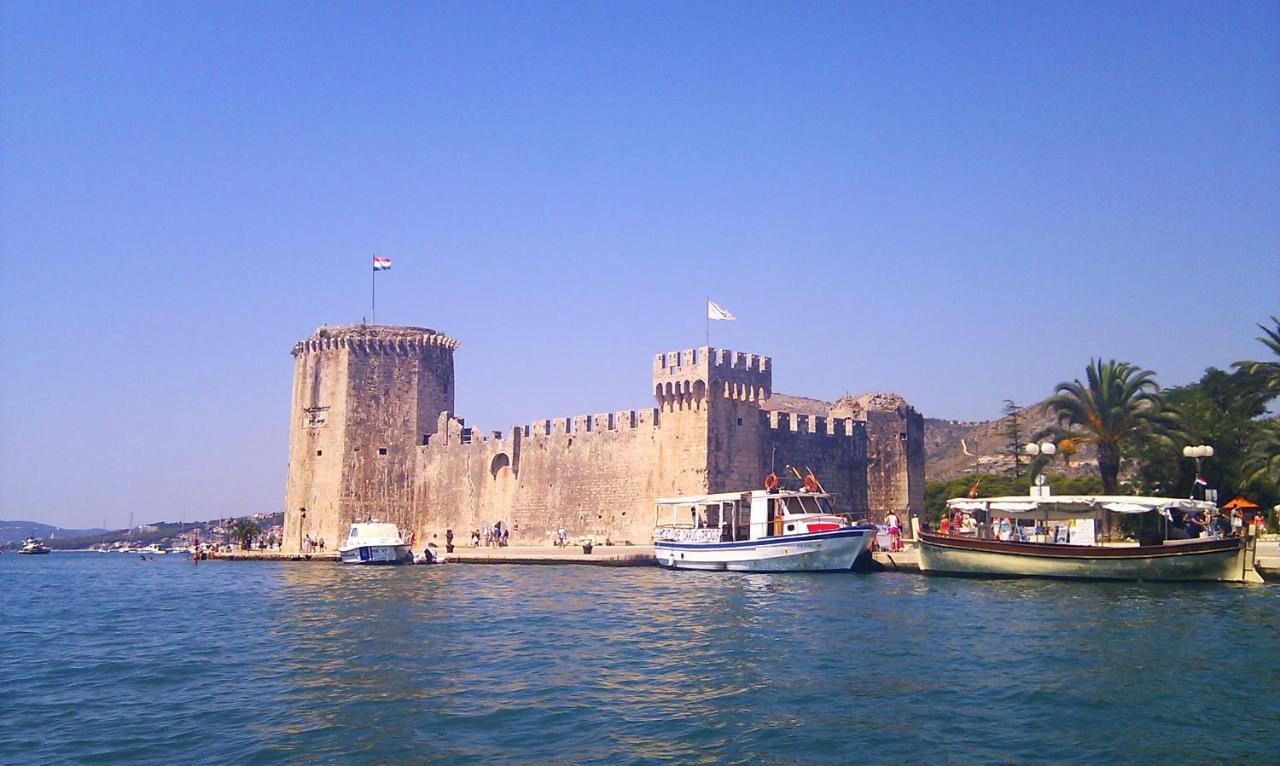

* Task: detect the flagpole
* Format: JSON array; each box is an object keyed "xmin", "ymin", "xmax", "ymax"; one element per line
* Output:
[
  {"xmin": 371, "ymin": 255, "xmax": 376, "ymax": 324},
  {"xmin": 705, "ymin": 297, "xmax": 709, "ymax": 348}
]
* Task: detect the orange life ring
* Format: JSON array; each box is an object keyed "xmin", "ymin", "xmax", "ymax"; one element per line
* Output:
[
  {"xmin": 763, "ymin": 472, "xmax": 779, "ymax": 491},
  {"xmin": 803, "ymin": 474, "xmax": 819, "ymax": 492}
]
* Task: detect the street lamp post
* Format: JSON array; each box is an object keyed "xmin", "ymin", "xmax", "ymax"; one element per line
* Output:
[
  {"xmin": 1024, "ymin": 441, "xmax": 1057, "ymax": 494},
  {"xmin": 1182, "ymin": 445, "xmax": 1214, "ymax": 501}
]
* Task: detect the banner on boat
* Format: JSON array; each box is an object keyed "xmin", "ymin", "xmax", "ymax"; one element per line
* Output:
[{"xmin": 655, "ymin": 528, "xmax": 723, "ymax": 543}]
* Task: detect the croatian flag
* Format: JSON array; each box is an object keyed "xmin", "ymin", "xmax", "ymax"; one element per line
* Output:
[
  {"xmin": 1194, "ymin": 475, "xmax": 1208, "ymax": 487},
  {"xmin": 373, "ymin": 256, "xmax": 392, "ymax": 271}
]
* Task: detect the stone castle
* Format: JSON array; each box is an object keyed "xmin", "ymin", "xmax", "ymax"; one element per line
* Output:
[{"xmin": 282, "ymin": 324, "xmax": 924, "ymax": 552}]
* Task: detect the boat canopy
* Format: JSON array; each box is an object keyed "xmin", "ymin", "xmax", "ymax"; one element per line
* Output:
[{"xmin": 946, "ymin": 495, "xmax": 1216, "ymax": 520}]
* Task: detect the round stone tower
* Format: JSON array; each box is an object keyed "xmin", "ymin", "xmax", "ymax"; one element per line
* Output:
[{"xmin": 282, "ymin": 324, "xmax": 458, "ymax": 553}]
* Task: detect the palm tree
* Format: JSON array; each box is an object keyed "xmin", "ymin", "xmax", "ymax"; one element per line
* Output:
[
  {"xmin": 1043, "ymin": 359, "xmax": 1183, "ymax": 496},
  {"xmin": 230, "ymin": 519, "xmax": 262, "ymax": 550},
  {"xmin": 1243, "ymin": 424, "xmax": 1280, "ymax": 491},
  {"xmin": 1234, "ymin": 315, "xmax": 1280, "ymax": 402}
]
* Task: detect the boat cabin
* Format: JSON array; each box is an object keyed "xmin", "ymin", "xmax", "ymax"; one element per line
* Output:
[
  {"xmin": 944, "ymin": 495, "xmax": 1222, "ymax": 545},
  {"xmin": 653, "ymin": 490, "xmax": 846, "ymax": 543},
  {"xmin": 343, "ymin": 522, "xmax": 405, "ymax": 546}
]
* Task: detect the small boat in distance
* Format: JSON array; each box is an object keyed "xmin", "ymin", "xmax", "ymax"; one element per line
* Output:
[
  {"xmin": 919, "ymin": 494, "xmax": 1264, "ymax": 583},
  {"xmin": 654, "ymin": 488, "xmax": 877, "ymax": 572},
  {"xmin": 139, "ymin": 544, "xmax": 167, "ymax": 555},
  {"xmin": 338, "ymin": 522, "xmax": 413, "ymax": 565},
  {"xmin": 19, "ymin": 538, "xmax": 51, "ymax": 555}
]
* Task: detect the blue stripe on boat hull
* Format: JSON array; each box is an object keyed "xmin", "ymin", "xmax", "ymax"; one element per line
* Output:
[{"xmin": 654, "ymin": 525, "xmax": 875, "ymax": 551}]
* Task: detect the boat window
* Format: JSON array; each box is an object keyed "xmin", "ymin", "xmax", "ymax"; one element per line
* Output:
[{"xmin": 349, "ymin": 527, "xmax": 358, "ymax": 537}]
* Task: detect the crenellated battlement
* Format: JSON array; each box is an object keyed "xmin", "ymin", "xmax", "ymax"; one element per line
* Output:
[
  {"xmin": 652, "ymin": 346, "xmax": 772, "ymax": 411},
  {"xmin": 522, "ymin": 409, "xmax": 660, "ymax": 438},
  {"xmin": 761, "ymin": 409, "xmax": 865, "ymax": 437},
  {"xmin": 651, "ymin": 347, "xmax": 770, "ymax": 376},
  {"xmin": 292, "ymin": 324, "xmax": 458, "ymax": 356}
]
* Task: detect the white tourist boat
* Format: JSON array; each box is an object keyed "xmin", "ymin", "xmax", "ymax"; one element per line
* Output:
[
  {"xmin": 139, "ymin": 544, "xmax": 167, "ymax": 555},
  {"xmin": 920, "ymin": 494, "xmax": 1263, "ymax": 583},
  {"xmin": 338, "ymin": 522, "xmax": 414, "ymax": 565},
  {"xmin": 19, "ymin": 538, "xmax": 51, "ymax": 555},
  {"xmin": 653, "ymin": 489, "xmax": 876, "ymax": 572}
]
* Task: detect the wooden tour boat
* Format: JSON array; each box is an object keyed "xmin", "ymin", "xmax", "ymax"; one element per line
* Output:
[{"xmin": 919, "ymin": 495, "xmax": 1263, "ymax": 583}]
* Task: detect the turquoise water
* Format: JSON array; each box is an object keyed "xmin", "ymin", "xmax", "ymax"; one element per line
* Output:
[{"xmin": 2, "ymin": 553, "xmax": 1277, "ymax": 764}]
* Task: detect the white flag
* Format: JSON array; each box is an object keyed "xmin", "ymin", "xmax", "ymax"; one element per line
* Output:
[{"xmin": 707, "ymin": 299, "xmax": 736, "ymax": 321}]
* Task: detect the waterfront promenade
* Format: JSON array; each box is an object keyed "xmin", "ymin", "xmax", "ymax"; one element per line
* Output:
[
  {"xmin": 210, "ymin": 543, "xmax": 927, "ymax": 570},
  {"xmin": 210, "ymin": 539, "xmax": 1280, "ymax": 577}
]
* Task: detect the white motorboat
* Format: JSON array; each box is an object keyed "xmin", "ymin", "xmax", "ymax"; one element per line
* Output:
[
  {"xmin": 338, "ymin": 522, "xmax": 413, "ymax": 565},
  {"xmin": 19, "ymin": 538, "xmax": 51, "ymax": 555},
  {"xmin": 920, "ymin": 494, "xmax": 1263, "ymax": 583},
  {"xmin": 653, "ymin": 489, "xmax": 876, "ymax": 572},
  {"xmin": 139, "ymin": 544, "xmax": 167, "ymax": 555}
]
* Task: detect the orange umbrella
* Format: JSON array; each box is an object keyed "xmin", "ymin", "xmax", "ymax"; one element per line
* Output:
[{"xmin": 1222, "ymin": 496, "xmax": 1259, "ymax": 511}]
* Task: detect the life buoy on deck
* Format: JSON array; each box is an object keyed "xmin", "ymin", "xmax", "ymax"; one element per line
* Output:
[
  {"xmin": 764, "ymin": 472, "xmax": 779, "ymax": 491},
  {"xmin": 803, "ymin": 474, "xmax": 819, "ymax": 492}
]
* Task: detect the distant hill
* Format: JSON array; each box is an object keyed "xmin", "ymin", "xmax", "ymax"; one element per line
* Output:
[
  {"xmin": 924, "ymin": 400, "xmax": 1100, "ymax": 482},
  {"xmin": 1, "ymin": 513, "xmax": 285, "ymax": 550},
  {"xmin": 0, "ymin": 521, "xmax": 107, "ymax": 546}
]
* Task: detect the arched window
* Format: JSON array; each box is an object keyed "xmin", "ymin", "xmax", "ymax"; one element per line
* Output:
[{"xmin": 490, "ymin": 453, "xmax": 511, "ymax": 478}]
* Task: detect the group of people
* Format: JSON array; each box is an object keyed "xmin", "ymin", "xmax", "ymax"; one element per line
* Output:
[
  {"xmin": 470, "ymin": 522, "xmax": 510, "ymax": 547},
  {"xmin": 938, "ymin": 510, "xmax": 980, "ymax": 537},
  {"xmin": 1169, "ymin": 508, "xmax": 1261, "ymax": 540},
  {"xmin": 936, "ymin": 511, "xmax": 1022, "ymax": 541},
  {"xmin": 302, "ymin": 534, "xmax": 326, "ymax": 553}
]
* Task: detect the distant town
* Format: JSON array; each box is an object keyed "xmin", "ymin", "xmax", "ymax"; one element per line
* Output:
[{"xmin": 0, "ymin": 513, "xmax": 284, "ymax": 552}]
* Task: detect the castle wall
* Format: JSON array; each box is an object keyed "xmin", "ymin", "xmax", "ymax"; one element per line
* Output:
[
  {"xmin": 409, "ymin": 407, "xmax": 707, "ymax": 546},
  {"xmin": 282, "ymin": 342, "xmax": 351, "ymax": 553},
  {"xmin": 864, "ymin": 407, "xmax": 926, "ymax": 522},
  {"xmin": 753, "ymin": 411, "xmax": 869, "ymax": 517}
]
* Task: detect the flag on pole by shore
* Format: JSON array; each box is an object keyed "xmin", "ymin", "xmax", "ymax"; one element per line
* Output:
[
  {"xmin": 707, "ymin": 299, "xmax": 735, "ymax": 321},
  {"xmin": 373, "ymin": 256, "xmax": 392, "ymax": 271}
]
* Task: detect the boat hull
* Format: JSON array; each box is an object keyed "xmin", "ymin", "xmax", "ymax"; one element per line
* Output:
[
  {"xmin": 917, "ymin": 533, "xmax": 1252, "ymax": 582},
  {"xmin": 655, "ymin": 526, "xmax": 875, "ymax": 572},
  {"xmin": 339, "ymin": 544, "xmax": 413, "ymax": 565}
]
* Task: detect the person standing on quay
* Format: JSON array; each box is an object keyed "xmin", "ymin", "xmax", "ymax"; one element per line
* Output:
[
  {"xmin": 446, "ymin": 529, "xmax": 454, "ymax": 553},
  {"xmin": 885, "ymin": 512, "xmax": 901, "ymax": 552}
]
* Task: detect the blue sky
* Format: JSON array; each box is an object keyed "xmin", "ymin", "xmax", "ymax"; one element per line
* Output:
[{"xmin": 2, "ymin": 2, "xmax": 1277, "ymax": 528}]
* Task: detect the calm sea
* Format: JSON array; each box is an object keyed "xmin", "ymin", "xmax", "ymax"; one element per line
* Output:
[{"xmin": 2, "ymin": 552, "xmax": 1276, "ymax": 764}]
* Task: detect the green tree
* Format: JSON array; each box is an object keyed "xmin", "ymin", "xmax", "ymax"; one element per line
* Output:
[
  {"xmin": 1243, "ymin": 424, "xmax": 1280, "ymax": 492},
  {"xmin": 1043, "ymin": 360, "xmax": 1183, "ymax": 540},
  {"xmin": 1233, "ymin": 315, "xmax": 1280, "ymax": 402},
  {"xmin": 230, "ymin": 518, "xmax": 262, "ymax": 550}
]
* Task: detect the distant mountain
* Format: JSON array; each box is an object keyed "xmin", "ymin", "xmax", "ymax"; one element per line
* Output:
[
  {"xmin": 924, "ymin": 400, "xmax": 1099, "ymax": 481},
  {"xmin": 0, "ymin": 521, "xmax": 107, "ymax": 546}
]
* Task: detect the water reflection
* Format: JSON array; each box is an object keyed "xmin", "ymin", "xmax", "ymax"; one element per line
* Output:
[{"xmin": 2, "ymin": 555, "xmax": 1278, "ymax": 764}]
